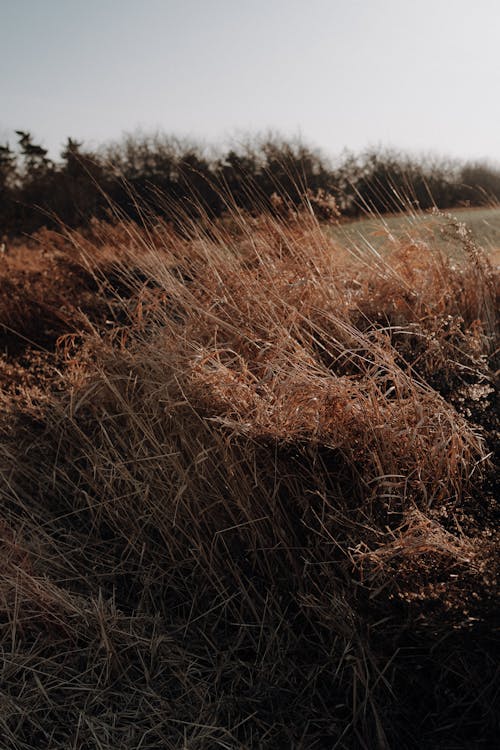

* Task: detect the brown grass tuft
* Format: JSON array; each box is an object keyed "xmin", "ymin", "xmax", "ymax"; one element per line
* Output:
[{"xmin": 0, "ymin": 208, "xmax": 498, "ymax": 748}]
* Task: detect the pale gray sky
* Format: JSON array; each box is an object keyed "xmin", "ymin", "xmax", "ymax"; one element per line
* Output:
[{"xmin": 1, "ymin": 0, "xmax": 499, "ymax": 161}]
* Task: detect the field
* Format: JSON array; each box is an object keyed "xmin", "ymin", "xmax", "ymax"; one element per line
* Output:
[
  {"xmin": 334, "ymin": 206, "xmax": 500, "ymax": 261},
  {"xmin": 0, "ymin": 205, "xmax": 498, "ymax": 748}
]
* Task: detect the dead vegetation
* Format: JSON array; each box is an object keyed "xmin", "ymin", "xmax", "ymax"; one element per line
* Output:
[{"xmin": 0, "ymin": 207, "xmax": 498, "ymax": 748}]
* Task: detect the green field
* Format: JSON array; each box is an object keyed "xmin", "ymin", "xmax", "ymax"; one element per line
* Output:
[{"xmin": 333, "ymin": 205, "xmax": 500, "ymax": 260}]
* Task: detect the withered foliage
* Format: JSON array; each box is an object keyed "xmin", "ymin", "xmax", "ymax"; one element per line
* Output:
[{"xmin": 0, "ymin": 208, "xmax": 498, "ymax": 748}]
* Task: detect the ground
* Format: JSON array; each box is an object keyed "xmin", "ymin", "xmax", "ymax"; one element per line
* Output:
[{"xmin": 0, "ymin": 208, "xmax": 498, "ymax": 749}]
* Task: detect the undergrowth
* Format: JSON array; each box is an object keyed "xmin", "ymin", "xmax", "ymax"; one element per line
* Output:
[{"xmin": 0, "ymin": 206, "xmax": 498, "ymax": 748}]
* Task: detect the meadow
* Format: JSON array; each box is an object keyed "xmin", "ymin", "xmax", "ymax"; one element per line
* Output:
[
  {"xmin": 0, "ymin": 201, "xmax": 498, "ymax": 748},
  {"xmin": 333, "ymin": 205, "xmax": 500, "ymax": 261}
]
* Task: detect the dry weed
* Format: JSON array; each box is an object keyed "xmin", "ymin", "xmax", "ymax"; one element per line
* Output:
[{"xmin": 0, "ymin": 208, "xmax": 498, "ymax": 748}]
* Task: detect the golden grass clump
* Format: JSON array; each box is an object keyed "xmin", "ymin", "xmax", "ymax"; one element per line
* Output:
[{"xmin": 0, "ymin": 207, "xmax": 498, "ymax": 748}]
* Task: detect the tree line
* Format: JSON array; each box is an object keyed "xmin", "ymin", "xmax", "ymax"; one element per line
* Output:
[{"xmin": 1, "ymin": 130, "xmax": 500, "ymax": 236}]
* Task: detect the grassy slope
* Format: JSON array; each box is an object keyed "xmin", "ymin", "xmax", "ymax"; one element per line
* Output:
[
  {"xmin": 0, "ymin": 209, "xmax": 498, "ymax": 749},
  {"xmin": 333, "ymin": 205, "xmax": 500, "ymax": 262}
]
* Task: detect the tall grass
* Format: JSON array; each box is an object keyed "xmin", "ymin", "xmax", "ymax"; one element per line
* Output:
[{"xmin": 0, "ymin": 204, "xmax": 498, "ymax": 748}]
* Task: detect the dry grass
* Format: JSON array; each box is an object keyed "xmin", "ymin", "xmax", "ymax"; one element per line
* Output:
[{"xmin": 0, "ymin": 206, "xmax": 498, "ymax": 748}]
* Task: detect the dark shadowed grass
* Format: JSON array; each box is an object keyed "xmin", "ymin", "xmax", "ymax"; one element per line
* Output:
[{"xmin": 0, "ymin": 205, "xmax": 498, "ymax": 748}]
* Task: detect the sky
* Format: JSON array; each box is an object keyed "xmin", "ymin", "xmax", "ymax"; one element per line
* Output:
[{"xmin": 1, "ymin": 0, "xmax": 500, "ymax": 162}]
